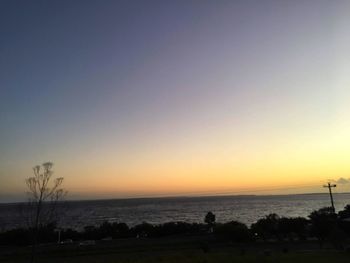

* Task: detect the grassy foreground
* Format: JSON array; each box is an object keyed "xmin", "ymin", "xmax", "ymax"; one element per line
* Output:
[
  {"xmin": 5, "ymin": 250, "xmax": 350, "ymax": 263},
  {"xmin": 1, "ymin": 237, "xmax": 350, "ymax": 263}
]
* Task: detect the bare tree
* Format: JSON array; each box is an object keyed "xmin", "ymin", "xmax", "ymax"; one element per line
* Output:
[{"xmin": 26, "ymin": 162, "xmax": 66, "ymax": 263}]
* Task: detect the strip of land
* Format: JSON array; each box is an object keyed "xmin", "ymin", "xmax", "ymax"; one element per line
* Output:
[{"xmin": 1, "ymin": 236, "xmax": 350, "ymax": 263}]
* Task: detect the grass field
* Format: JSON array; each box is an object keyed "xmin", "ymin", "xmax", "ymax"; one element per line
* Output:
[
  {"xmin": 1, "ymin": 237, "xmax": 350, "ymax": 263},
  {"xmin": 5, "ymin": 249, "xmax": 350, "ymax": 263}
]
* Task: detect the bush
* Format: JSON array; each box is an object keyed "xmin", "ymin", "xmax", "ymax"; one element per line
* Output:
[
  {"xmin": 153, "ymin": 222, "xmax": 205, "ymax": 237},
  {"xmin": 204, "ymin": 212, "xmax": 216, "ymax": 226},
  {"xmin": 131, "ymin": 222, "xmax": 154, "ymax": 237},
  {"xmin": 278, "ymin": 217, "xmax": 309, "ymax": 240},
  {"xmin": 0, "ymin": 223, "xmax": 57, "ymax": 246},
  {"xmin": 251, "ymin": 214, "xmax": 280, "ymax": 240},
  {"xmin": 214, "ymin": 221, "xmax": 252, "ymax": 242},
  {"xmin": 308, "ymin": 207, "xmax": 337, "ymax": 248},
  {"xmin": 0, "ymin": 228, "xmax": 31, "ymax": 246}
]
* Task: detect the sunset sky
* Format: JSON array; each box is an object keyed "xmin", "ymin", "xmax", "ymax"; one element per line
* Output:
[{"xmin": 1, "ymin": 0, "xmax": 350, "ymax": 202}]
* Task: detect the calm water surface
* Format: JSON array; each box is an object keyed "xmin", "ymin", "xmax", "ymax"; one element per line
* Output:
[{"xmin": 1, "ymin": 193, "xmax": 349, "ymax": 231}]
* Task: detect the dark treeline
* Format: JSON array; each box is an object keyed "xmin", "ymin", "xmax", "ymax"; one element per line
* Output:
[{"xmin": 2, "ymin": 205, "xmax": 350, "ymax": 249}]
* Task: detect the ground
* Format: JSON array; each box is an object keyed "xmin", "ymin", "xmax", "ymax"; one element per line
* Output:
[{"xmin": 1, "ymin": 236, "xmax": 350, "ymax": 263}]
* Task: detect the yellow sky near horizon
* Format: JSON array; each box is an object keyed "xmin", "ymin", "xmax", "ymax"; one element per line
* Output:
[{"xmin": 1, "ymin": 0, "xmax": 350, "ymax": 202}]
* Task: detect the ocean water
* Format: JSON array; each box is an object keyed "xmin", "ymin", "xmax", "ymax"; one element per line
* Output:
[{"xmin": 1, "ymin": 193, "xmax": 349, "ymax": 231}]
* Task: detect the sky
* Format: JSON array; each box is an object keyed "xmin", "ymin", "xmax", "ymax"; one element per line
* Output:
[{"xmin": 1, "ymin": 0, "xmax": 350, "ymax": 202}]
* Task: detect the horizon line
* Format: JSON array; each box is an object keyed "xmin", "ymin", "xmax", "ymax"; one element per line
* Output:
[{"xmin": 1, "ymin": 191, "xmax": 349, "ymax": 205}]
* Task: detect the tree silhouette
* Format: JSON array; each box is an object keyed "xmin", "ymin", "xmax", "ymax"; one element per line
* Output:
[
  {"xmin": 338, "ymin": 205, "xmax": 350, "ymax": 220},
  {"xmin": 251, "ymin": 213, "xmax": 280, "ymax": 240},
  {"xmin": 308, "ymin": 207, "xmax": 337, "ymax": 248},
  {"xmin": 214, "ymin": 221, "xmax": 252, "ymax": 242},
  {"xmin": 204, "ymin": 212, "xmax": 216, "ymax": 225},
  {"xmin": 204, "ymin": 212, "xmax": 216, "ymax": 233},
  {"xmin": 26, "ymin": 162, "xmax": 66, "ymax": 263}
]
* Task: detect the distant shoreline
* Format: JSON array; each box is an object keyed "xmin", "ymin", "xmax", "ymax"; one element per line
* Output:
[{"xmin": 1, "ymin": 191, "xmax": 350, "ymax": 205}]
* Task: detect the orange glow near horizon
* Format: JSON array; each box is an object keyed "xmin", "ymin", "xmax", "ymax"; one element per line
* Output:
[
  {"xmin": 2, "ymin": 1, "xmax": 350, "ymax": 202},
  {"xmin": 2, "ymin": 109, "xmax": 350, "ymax": 201},
  {"xmin": 55, "ymin": 118, "xmax": 350, "ymax": 198}
]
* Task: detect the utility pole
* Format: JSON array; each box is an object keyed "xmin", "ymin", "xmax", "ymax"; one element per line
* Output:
[{"xmin": 323, "ymin": 182, "xmax": 336, "ymax": 213}]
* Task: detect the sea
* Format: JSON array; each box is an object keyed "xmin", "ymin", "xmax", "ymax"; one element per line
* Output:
[{"xmin": 1, "ymin": 193, "xmax": 349, "ymax": 231}]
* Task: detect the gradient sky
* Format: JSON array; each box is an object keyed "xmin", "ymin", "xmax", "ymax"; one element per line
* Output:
[{"xmin": 1, "ymin": 0, "xmax": 350, "ymax": 202}]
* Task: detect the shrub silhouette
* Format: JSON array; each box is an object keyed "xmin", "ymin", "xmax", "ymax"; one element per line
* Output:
[
  {"xmin": 308, "ymin": 207, "xmax": 337, "ymax": 248},
  {"xmin": 61, "ymin": 228, "xmax": 80, "ymax": 241},
  {"xmin": 0, "ymin": 228, "xmax": 31, "ymax": 246},
  {"xmin": 251, "ymin": 214, "xmax": 280, "ymax": 240},
  {"xmin": 214, "ymin": 221, "xmax": 252, "ymax": 242},
  {"xmin": 152, "ymin": 222, "xmax": 204, "ymax": 237},
  {"xmin": 0, "ymin": 223, "xmax": 58, "ymax": 246},
  {"xmin": 338, "ymin": 205, "xmax": 350, "ymax": 237},
  {"xmin": 278, "ymin": 217, "xmax": 308, "ymax": 240},
  {"xmin": 204, "ymin": 212, "xmax": 216, "ymax": 226},
  {"xmin": 338, "ymin": 205, "xmax": 350, "ymax": 220},
  {"xmin": 83, "ymin": 225, "xmax": 99, "ymax": 240},
  {"xmin": 112, "ymin": 222, "xmax": 130, "ymax": 238},
  {"xmin": 131, "ymin": 222, "xmax": 154, "ymax": 237}
]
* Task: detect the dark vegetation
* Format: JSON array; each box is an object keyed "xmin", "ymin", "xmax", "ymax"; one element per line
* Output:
[{"xmin": 2, "ymin": 205, "xmax": 350, "ymax": 250}]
